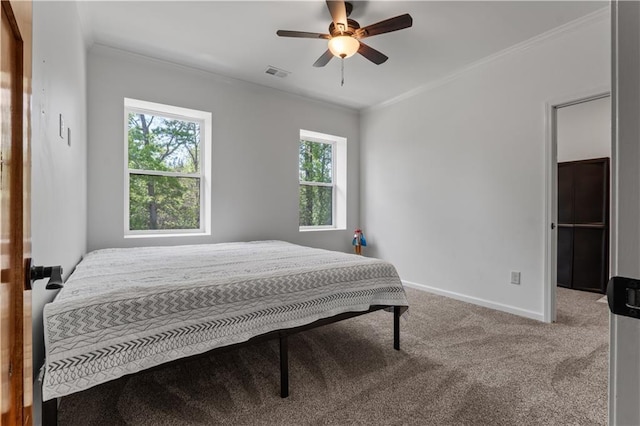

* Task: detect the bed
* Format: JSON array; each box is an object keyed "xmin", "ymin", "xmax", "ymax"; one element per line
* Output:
[{"xmin": 40, "ymin": 240, "xmax": 408, "ymax": 424}]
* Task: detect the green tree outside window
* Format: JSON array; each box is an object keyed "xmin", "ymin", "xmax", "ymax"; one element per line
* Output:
[
  {"xmin": 127, "ymin": 112, "xmax": 201, "ymax": 231},
  {"xmin": 299, "ymin": 140, "xmax": 334, "ymax": 227}
]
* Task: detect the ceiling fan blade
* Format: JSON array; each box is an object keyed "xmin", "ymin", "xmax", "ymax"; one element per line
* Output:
[
  {"xmin": 326, "ymin": 0, "xmax": 348, "ymax": 31},
  {"xmin": 357, "ymin": 42, "xmax": 388, "ymax": 65},
  {"xmin": 313, "ymin": 49, "xmax": 334, "ymax": 67},
  {"xmin": 356, "ymin": 14, "xmax": 413, "ymax": 39},
  {"xmin": 276, "ymin": 30, "xmax": 330, "ymax": 39}
]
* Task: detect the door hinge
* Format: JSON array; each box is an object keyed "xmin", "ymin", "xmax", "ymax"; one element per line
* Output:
[{"xmin": 8, "ymin": 361, "xmax": 12, "ymax": 377}]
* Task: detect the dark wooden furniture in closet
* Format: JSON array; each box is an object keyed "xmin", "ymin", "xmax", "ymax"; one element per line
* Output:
[{"xmin": 557, "ymin": 157, "xmax": 609, "ymax": 293}]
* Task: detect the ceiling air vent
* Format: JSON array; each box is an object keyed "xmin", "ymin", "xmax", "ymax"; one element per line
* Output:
[{"xmin": 265, "ymin": 66, "xmax": 290, "ymax": 78}]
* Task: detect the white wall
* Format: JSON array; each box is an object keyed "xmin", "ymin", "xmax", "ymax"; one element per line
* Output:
[
  {"xmin": 360, "ymin": 13, "xmax": 609, "ymax": 319},
  {"xmin": 87, "ymin": 46, "xmax": 360, "ymax": 253},
  {"xmin": 557, "ymin": 96, "xmax": 611, "ymax": 162},
  {"xmin": 31, "ymin": 0, "xmax": 88, "ymax": 418}
]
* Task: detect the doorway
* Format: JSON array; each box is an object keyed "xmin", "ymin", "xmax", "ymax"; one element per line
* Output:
[
  {"xmin": 556, "ymin": 97, "xmax": 611, "ymax": 294},
  {"xmin": 544, "ymin": 91, "xmax": 611, "ymax": 322}
]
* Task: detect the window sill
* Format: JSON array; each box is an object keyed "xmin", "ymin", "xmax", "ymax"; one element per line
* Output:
[
  {"xmin": 125, "ymin": 232, "xmax": 211, "ymax": 239},
  {"xmin": 299, "ymin": 227, "xmax": 346, "ymax": 232}
]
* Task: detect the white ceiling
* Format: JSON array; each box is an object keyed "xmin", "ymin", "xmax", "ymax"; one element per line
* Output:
[{"xmin": 76, "ymin": 1, "xmax": 607, "ymax": 110}]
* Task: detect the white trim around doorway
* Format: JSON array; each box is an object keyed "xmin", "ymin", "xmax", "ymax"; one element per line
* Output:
[{"xmin": 543, "ymin": 87, "xmax": 611, "ymax": 324}]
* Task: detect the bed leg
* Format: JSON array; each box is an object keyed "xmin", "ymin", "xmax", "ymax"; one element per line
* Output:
[
  {"xmin": 279, "ymin": 333, "xmax": 289, "ymax": 398},
  {"xmin": 393, "ymin": 306, "xmax": 400, "ymax": 351},
  {"xmin": 42, "ymin": 397, "xmax": 58, "ymax": 426}
]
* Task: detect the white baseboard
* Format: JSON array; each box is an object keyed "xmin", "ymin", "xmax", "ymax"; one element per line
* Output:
[{"xmin": 402, "ymin": 280, "xmax": 545, "ymax": 322}]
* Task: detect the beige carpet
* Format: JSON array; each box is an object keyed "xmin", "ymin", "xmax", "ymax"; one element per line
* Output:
[{"xmin": 57, "ymin": 287, "xmax": 608, "ymax": 425}]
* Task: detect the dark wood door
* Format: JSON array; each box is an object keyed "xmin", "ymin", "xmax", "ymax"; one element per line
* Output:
[
  {"xmin": 1, "ymin": 0, "xmax": 32, "ymax": 424},
  {"xmin": 572, "ymin": 227, "xmax": 607, "ymax": 292},
  {"xmin": 558, "ymin": 163, "xmax": 574, "ymax": 225},
  {"xmin": 557, "ymin": 158, "xmax": 609, "ymax": 293},
  {"xmin": 557, "ymin": 226, "xmax": 573, "ymax": 288}
]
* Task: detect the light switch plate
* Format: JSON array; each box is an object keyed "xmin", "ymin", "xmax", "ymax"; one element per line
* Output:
[
  {"xmin": 510, "ymin": 271, "xmax": 521, "ymax": 285},
  {"xmin": 59, "ymin": 113, "xmax": 65, "ymax": 139}
]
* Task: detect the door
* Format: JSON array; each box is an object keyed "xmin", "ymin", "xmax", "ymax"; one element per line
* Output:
[
  {"xmin": 557, "ymin": 162, "xmax": 574, "ymax": 288},
  {"xmin": 610, "ymin": 1, "xmax": 640, "ymax": 424},
  {"xmin": 0, "ymin": 1, "xmax": 32, "ymax": 424},
  {"xmin": 557, "ymin": 158, "xmax": 609, "ymax": 293}
]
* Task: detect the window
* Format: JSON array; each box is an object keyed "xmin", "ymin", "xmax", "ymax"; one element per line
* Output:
[
  {"xmin": 299, "ymin": 130, "xmax": 346, "ymax": 231},
  {"xmin": 124, "ymin": 98, "xmax": 211, "ymax": 236},
  {"xmin": 299, "ymin": 139, "xmax": 334, "ymax": 227}
]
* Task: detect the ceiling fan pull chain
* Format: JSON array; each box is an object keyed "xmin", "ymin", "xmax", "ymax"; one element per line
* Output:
[{"xmin": 341, "ymin": 57, "xmax": 345, "ymax": 86}]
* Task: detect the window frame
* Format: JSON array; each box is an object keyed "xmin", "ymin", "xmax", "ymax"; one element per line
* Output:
[
  {"xmin": 123, "ymin": 98, "xmax": 212, "ymax": 238},
  {"xmin": 299, "ymin": 129, "xmax": 347, "ymax": 232},
  {"xmin": 299, "ymin": 138, "xmax": 336, "ymax": 230}
]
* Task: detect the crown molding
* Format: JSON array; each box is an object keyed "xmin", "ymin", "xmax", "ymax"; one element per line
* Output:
[
  {"xmin": 365, "ymin": 6, "xmax": 610, "ymax": 114},
  {"xmin": 74, "ymin": 1, "xmax": 95, "ymax": 50}
]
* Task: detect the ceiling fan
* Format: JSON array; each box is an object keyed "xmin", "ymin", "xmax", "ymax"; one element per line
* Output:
[{"xmin": 276, "ymin": 0, "xmax": 413, "ymax": 68}]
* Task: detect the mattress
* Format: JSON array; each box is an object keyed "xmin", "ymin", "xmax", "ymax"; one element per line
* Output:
[{"xmin": 42, "ymin": 241, "xmax": 408, "ymax": 400}]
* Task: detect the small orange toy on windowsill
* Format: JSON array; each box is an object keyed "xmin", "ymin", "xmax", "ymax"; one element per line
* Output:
[{"xmin": 352, "ymin": 228, "xmax": 367, "ymax": 255}]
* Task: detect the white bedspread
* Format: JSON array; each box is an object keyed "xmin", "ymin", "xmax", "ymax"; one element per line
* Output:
[{"xmin": 42, "ymin": 241, "xmax": 408, "ymax": 400}]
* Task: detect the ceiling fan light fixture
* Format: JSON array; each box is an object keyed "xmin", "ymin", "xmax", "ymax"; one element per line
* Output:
[{"xmin": 328, "ymin": 35, "xmax": 360, "ymax": 58}]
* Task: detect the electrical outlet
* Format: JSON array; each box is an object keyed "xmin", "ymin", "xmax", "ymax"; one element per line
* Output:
[{"xmin": 510, "ymin": 271, "xmax": 521, "ymax": 285}]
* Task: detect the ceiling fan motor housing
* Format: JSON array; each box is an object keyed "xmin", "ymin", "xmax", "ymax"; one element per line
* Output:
[
  {"xmin": 329, "ymin": 19, "xmax": 361, "ymax": 37},
  {"xmin": 345, "ymin": 1, "xmax": 354, "ymax": 17}
]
